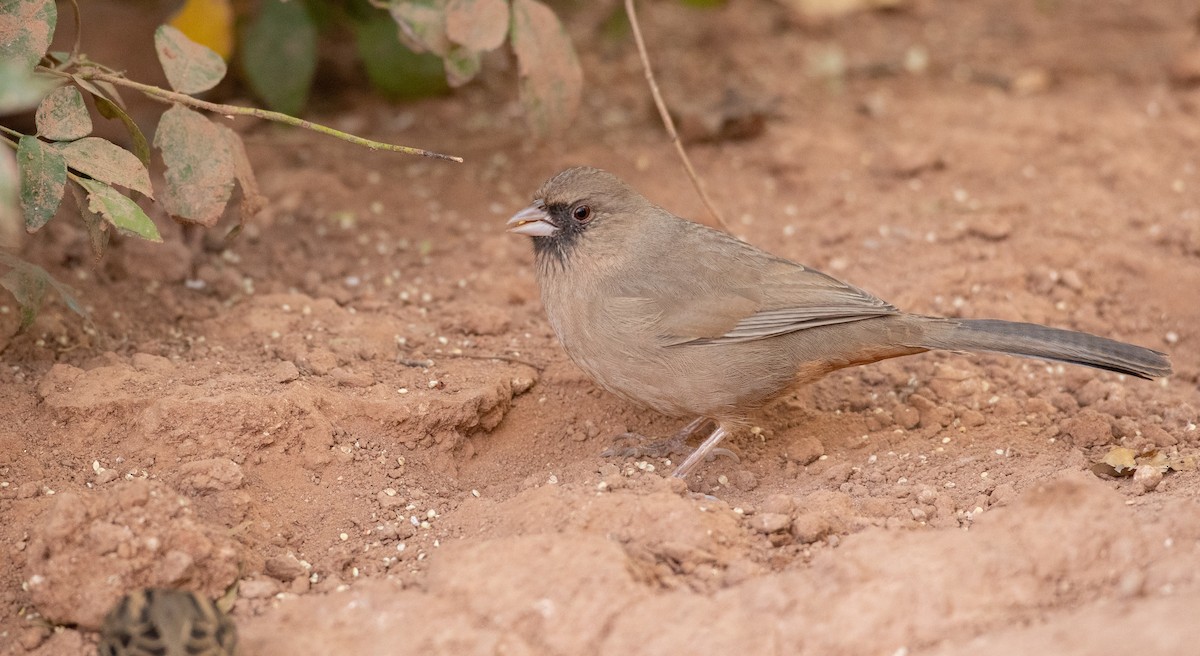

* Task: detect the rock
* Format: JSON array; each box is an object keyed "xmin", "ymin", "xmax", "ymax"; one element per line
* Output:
[
  {"xmin": 130, "ymin": 353, "xmax": 173, "ymax": 373},
  {"xmin": 748, "ymin": 513, "xmax": 792, "ymax": 534},
  {"xmin": 791, "ymin": 512, "xmax": 832, "ymax": 544},
  {"xmin": 177, "ymin": 458, "xmax": 245, "ymax": 494},
  {"xmin": 265, "ymin": 554, "xmax": 309, "ymax": 582},
  {"xmin": 783, "ymin": 435, "xmax": 824, "ymax": 465},
  {"xmin": 1060, "ymin": 410, "xmax": 1114, "ymax": 448},
  {"xmin": 893, "ymin": 405, "xmax": 921, "ymax": 429},
  {"xmin": 1133, "ymin": 464, "xmax": 1163, "ymax": 493},
  {"xmin": 273, "ymin": 361, "xmax": 300, "ymax": 383}
]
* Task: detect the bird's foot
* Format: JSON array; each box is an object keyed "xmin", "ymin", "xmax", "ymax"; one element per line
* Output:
[{"xmin": 601, "ymin": 418, "xmax": 738, "ymax": 465}]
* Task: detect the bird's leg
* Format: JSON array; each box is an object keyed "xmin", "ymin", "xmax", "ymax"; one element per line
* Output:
[
  {"xmin": 602, "ymin": 417, "xmax": 737, "ymax": 464},
  {"xmin": 672, "ymin": 423, "xmax": 732, "ymax": 479}
]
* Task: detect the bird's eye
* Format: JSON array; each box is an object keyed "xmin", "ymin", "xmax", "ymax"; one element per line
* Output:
[{"xmin": 572, "ymin": 204, "xmax": 593, "ymax": 223}]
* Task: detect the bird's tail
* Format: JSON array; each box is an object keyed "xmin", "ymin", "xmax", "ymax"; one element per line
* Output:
[{"xmin": 914, "ymin": 317, "xmax": 1171, "ymax": 379}]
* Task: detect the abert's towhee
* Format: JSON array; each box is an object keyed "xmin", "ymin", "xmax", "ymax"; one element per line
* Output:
[{"xmin": 508, "ymin": 167, "xmax": 1171, "ymax": 478}]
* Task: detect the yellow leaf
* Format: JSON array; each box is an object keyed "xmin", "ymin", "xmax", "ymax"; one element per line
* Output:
[
  {"xmin": 1102, "ymin": 447, "xmax": 1138, "ymax": 473},
  {"xmin": 168, "ymin": 0, "xmax": 235, "ymax": 61}
]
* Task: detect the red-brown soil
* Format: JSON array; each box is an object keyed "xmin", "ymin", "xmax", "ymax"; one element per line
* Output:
[{"xmin": 3, "ymin": 1, "xmax": 1200, "ymax": 654}]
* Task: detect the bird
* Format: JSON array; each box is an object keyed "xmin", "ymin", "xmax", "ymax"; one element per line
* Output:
[
  {"xmin": 98, "ymin": 588, "xmax": 237, "ymax": 656},
  {"xmin": 507, "ymin": 167, "xmax": 1172, "ymax": 479}
]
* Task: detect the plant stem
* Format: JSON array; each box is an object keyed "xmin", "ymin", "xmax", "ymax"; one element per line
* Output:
[
  {"xmin": 71, "ymin": 68, "xmax": 464, "ymax": 163},
  {"xmin": 623, "ymin": 0, "xmax": 729, "ymax": 232}
]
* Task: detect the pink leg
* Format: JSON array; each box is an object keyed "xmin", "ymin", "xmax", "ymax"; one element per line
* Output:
[{"xmin": 672, "ymin": 423, "xmax": 731, "ymax": 479}]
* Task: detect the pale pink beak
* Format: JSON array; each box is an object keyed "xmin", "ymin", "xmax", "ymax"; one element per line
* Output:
[{"xmin": 506, "ymin": 201, "xmax": 558, "ymax": 237}]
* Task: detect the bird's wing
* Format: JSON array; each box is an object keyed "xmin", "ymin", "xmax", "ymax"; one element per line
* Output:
[
  {"xmin": 696, "ymin": 259, "xmax": 899, "ymax": 344},
  {"xmin": 607, "ymin": 238, "xmax": 898, "ymax": 346}
]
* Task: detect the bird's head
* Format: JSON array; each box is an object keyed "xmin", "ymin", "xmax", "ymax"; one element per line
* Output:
[{"xmin": 507, "ymin": 167, "xmax": 650, "ymax": 265}]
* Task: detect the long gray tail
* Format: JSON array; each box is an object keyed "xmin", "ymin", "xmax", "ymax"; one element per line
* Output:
[{"xmin": 916, "ymin": 318, "xmax": 1171, "ymax": 380}]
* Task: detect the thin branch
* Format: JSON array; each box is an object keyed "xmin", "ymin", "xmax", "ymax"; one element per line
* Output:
[
  {"xmin": 70, "ymin": 69, "xmax": 464, "ymax": 163},
  {"xmin": 623, "ymin": 0, "xmax": 729, "ymax": 232},
  {"xmin": 66, "ymin": 0, "xmax": 82, "ymax": 64}
]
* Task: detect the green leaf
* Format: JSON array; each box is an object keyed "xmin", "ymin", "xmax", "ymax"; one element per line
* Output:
[
  {"xmin": 387, "ymin": 0, "xmax": 451, "ymax": 56},
  {"xmin": 446, "ymin": 0, "xmax": 509, "ymax": 52},
  {"xmin": 0, "ymin": 60, "xmax": 59, "ymax": 114},
  {"xmin": 0, "ymin": 258, "xmax": 46, "ymax": 331},
  {"xmin": 239, "ymin": 0, "xmax": 316, "ymax": 116},
  {"xmin": 154, "ymin": 104, "xmax": 234, "ymax": 226},
  {"xmin": 16, "ymin": 135, "xmax": 66, "ymax": 233},
  {"xmin": 35, "ymin": 85, "xmax": 92, "ymax": 140},
  {"xmin": 443, "ymin": 45, "xmax": 482, "ymax": 87},
  {"xmin": 0, "ymin": 0, "xmax": 56, "ymax": 74},
  {"xmin": 510, "ymin": 0, "xmax": 582, "ymax": 134},
  {"xmin": 154, "ymin": 24, "xmax": 228, "ymax": 94},
  {"xmin": 0, "ymin": 148, "xmax": 19, "ymax": 248},
  {"xmin": 76, "ymin": 178, "xmax": 161, "ymax": 242},
  {"xmin": 354, "ymin": 14, "xmax": 449, "ymax": 100},
  {"xmin": 67, "ymin": 181, "xmax": 108, "ymax": 260},
  {"xmin": 0, "ymin": 251, "xmax": 90, "ymax": 332},
  {"xmin": 55, "ymin": 137, "xmax": 154, "ymax": 197},
  {"xmin": 93, "ymin": 95, "xmax": 152, "ymax": 167}
]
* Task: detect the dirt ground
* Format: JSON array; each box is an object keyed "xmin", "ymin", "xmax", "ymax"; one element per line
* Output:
[{"xmin": 4, "ymin": 1, "xmax": 1200, "ymax": 654}]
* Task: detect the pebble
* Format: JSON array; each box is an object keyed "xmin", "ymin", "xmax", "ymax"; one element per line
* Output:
[
  {"xmin": 274, "ymin": 361, "xmax": 300, "ymax": 383},
  {"xmin": 178, "ymin": 458, "xmax": 245, "ymax": 493},
  {"xmin": 1133, "ymin": 464, "xmax": 1163, "ymax": 493},
  {"xmin": 748, "ymin": 513, "xmax": 792, "ymax": 534},
  {"xmin": 265, "ymin": 554, "xmax": 309, "ymax": 582},
  {"xmin": 1059, "ymin": 411, "xmax": 1115, "ymax": 448},
  {"xmin": 791, "ymin": 512, "xmax": 832, "ymax": 544},
  {"xmin": 240, "ymin": 577, "xmax": 281, "ymax": 599},
  {"xmin": 784, "ymin": 435, "xmax": 824, "ymax": 465},
  {"xmin": 893, "ymin": 405, "xmax": 920, "ymax": 430}
]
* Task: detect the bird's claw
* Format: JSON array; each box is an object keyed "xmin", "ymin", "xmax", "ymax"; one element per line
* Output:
[
  {"xmin": 601, "ymin": 432, "xmax": 693, "ymax": 459},
  {"xmin": 601, "ymin": 432, "xmax": 739, "ymax": 463}
]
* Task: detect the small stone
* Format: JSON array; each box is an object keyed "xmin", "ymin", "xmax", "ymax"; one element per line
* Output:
[
  {"xmin": 1142, "ymin": 424, "xmax": 1177, "ymax": 447},
  {"xmin": 915, "ymin": 485, "xmax": 938, "ymax": 505},
  {"xmin": 893, "ymin": 405, "xmax": 920, "ymax": 430},
  {"xmin": 990, "ymin": 482, "xmax": 1017, "ymax": 507},
  {"xmin": 240, "ymin": 577, "xmax": 281, "ymax": 599},
  {"xmin": 909, "ymin": 507, "xmax": 927, "ymax": 522},
  {"xmin": 131, "ymin": 352, "xmax": 173, "ymax": 373},
  {"xmin": 760, "ymin": 493, "xmax": 795, "ymax": 516},
  {"xmin": 511, "ymin": 377, "xmax": 535, "ymax": 394},
  {"xmin": 177, "ymin": 458, "xmax": 245, "ymax": 494},
  {"xmin": 749, "ymin": 513, "xmax": 792, "ymax": 534},
  {"xmin": 784, "ymin": 435, "xmax": 824, "ymax": 465},
  {"xmin": 1133, "ymin": 464, "xmax": 1163, "ymax": 493},
  {"xmin": 274, "ymin": 361, "xmax": 300, "ymax": 383},
  {"xmin": 265, "ymin": 554, "xmax": 308, "ymax": 582},
  {"xmin": 15, "ymin": 481, "xmax": 40, "ymax": 499},
  {"xmin": 1060, "ymin": 410, "xmax": 1114, "ymax": 448},
  {"xmin": 1009, "ymin": 67, "xmax": 1050, "ymax": 96},
  {"xmin": 968, "ymin": 220, "xmax": 1012, "ymax": 241},
  {"xmin": 1059, "ymin": 269, "xmax": 1084, "ymax": 292},
  {"xmin": 731, "ymin": 470, "xmax": 758, "ymax": 491},
  {"xmin": 331, "ymin": 367, "xmax": 374, "ymax": 388},
  {"xmin": 791, "ymin": 512, "xmax": 832, "ymax": 544},
  {"xmin": 376, "ymin": 489, "xmax": 406, "ymax": 509},
  {"xmin": 304, "ymin": 349, "xmax": 338, "ymax": 376},
  {"xmin": 18, "ymin": 626, "xmax": 49, "ymax": 650},
  {"xmin": 960, "ymin": 409, "xmax": 986, "ymax": 427}
]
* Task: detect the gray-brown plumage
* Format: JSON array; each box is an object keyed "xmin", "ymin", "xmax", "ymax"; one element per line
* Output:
[
  {"xmin": 99, "ymin": 588, "xmax": 237, "ymax": 656},
  {"xmin": 508, "ymin": 167, "xmax": 1171, "ymax": 478}
]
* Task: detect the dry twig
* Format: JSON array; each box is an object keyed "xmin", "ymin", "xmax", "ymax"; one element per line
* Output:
[{"xmin": 623, "ymin": 0, "xmax": 729, "ymax": 231}]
